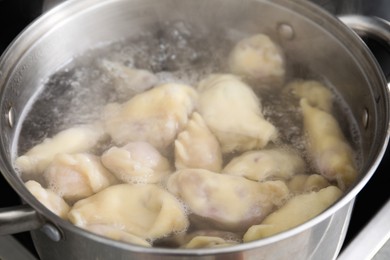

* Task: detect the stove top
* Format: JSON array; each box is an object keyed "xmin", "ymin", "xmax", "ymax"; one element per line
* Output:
[{"xmin": 0, "ymin": 0, "xmax": 389, "ymax": 259}]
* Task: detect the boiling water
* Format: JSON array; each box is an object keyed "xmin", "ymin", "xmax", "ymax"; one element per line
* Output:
[
  {"xmin": 17, "ymin": 21, "xmax": 232, "ymax": 154},
  {"xmin": 15, "ymin": 20, "xmax": 362, "ymax": 247}
]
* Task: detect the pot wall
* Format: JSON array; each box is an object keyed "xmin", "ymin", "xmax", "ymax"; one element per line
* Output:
[{"xmin": 30, "ymin": 202, "xmax": 353, "ymax": 260}]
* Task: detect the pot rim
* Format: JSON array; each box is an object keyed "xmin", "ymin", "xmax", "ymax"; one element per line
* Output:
[{"xmin": 0, "ymin": 0, "xmax": 389, "ymax": 255}]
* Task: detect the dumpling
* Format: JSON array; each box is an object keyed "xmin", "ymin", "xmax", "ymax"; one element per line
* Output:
[
  {"xmin": 197, "ymin": 74, "xmax": 277, "ymax": 153},
  {"xmin": 68, "ymin": 184, "xmax": 189, "ymax": 241},
  {"xmin": 228, "ymin": 34, "xmax": 285, "ymax": 86},
  {"xmin": 154, "ymin": 229, "xmax": 240, "ymax": 248},
  {"xmin": 167, "ymin": 168, "xmax": 289, "ymax": 232},
  {"xmin": 101, "ymin": 141, "xmax": 171, "ymax": 184},
  {"xmin": 25, "ymin": 180, "xmax": 70, "ymax": 219},
  {"xmin": 178, "ymin": 230, "xmax": 240, "ymax": 249},
  {"xmin": 182, "ymin": 236, "xmax": 239, "ymax": 249},
  {"xmin": 15, "ymin": 124, "xmax": 107, "ymax": 179},
  {"xmin": 44, "ymin": 153, "xmax": 118, "ymax": 203},
  {"xmin": 286, "ymin": 80, "xmax": 333, "ymax": 112},
  {"xmin": 83, "ymin": 224, "xmax": 151, "ymax": 247},
  {"xmin": 243, "ymin": 186, "xmax": 342, "ymax": 241},
  {"xmin": 300, "ymin": 99, "xmax": 357, "ymax": 190},
  {"xmin": 102, "ymin": 83, "xmax": 198, "ymax": 153},
  {"xmin": 174, "ymin": 112, "xmax": 222, "ymax": 172},
  {"xmin": 288, "ymin": 174, "xmax": 331, "ymax": 194},
  {"xmin": 222, "ymin": 147, "xmax": 305, "ymax": 182},
  {"xmin": 100, "ymin": 59, "xmax": 158, "ymax": 98}
]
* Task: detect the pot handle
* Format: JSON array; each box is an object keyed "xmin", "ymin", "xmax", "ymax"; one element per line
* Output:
[
  {"xmin": 339, "ymin": 15, "xmax": 390, "ymax": 82},
  {"xmin": 339, "ymin": 15, "xmax": 390, "ymax": 45},
  {"xmin": 0, "ymin": 204, "xmax": 44, "ymax": 235}
]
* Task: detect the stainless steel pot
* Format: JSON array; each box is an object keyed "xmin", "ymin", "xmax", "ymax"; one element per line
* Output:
[{"xmin": 0, "ymin": 0, "xmax": 389, "ymax": 259}]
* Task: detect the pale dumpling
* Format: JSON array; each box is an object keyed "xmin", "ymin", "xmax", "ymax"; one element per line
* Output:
[
  {"xmin": 68, "ymin": 184, "xmax": 189, "ymax": 241},
  {"xmin": 178, "ymin": 230, "xmax": 240, "ymax": 249},
  {"xmin": 228, "ymin": 34, "xmax": 285, "ymax": 86},
  {"xmin": 100, "ymin": 59, "xmax": 158, "ymax": 98},
  {"xmin": 222, "ymin": 147, "xmax": 305, "ymax": 182},
  {"xmin": 182, "ymin": 236, "xmax": 239, "ymax": 249},
  {"xmin": 300, "ymin": 99, "xmax": 357, "ymax": 190},
  {"xmin": 84, "ymin": 224, "xmax": 151, "ymax": 247},
  {"xmin": 103, "ymin": 83, "xmax": 198, "ymax": 153},
  {"xmin": 286, "ymin": 80, "xmax": 333, "ymax": 112},
  {"xmin": 44, "ymin": 153, "xmax": 118, "ymax": 203},
  {"xmin": 243, "ymin": 186, "xmax": 342, "ymax": 241},
  {"xmin": 174, "ymin": 112, "xmax": 222, "ymax": 172},
  {"xmin": 15, "ymin": 124, "xmax": 107, "ymax": 179},
  {"xmin": 167, "ymin": 168, "xmax": 289, "ymax": 231},
  {"xmin": 25, "ymin": 180, "xmax": 70, "ymax": 219},
  {"xmin": 288, "ymin": 174, "xmax": 331, "ymax": 194},
  {"xmin": 101, "ymin": 141, "xmax": 171, "ymax": 184},
  {"xmin": 197, "ymin": 74, "xmax": 277, "ymax": 153},
  {"xmin": 155, "ymin": 229, "xmax": 241, "ymax": 248}
]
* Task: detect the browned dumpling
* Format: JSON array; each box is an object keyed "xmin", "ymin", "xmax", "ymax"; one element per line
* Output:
[
  {"xmin": 167, "ymin": 168, "xmax": 289, "ymax": 232},
  {"xmin": 44, "ymin": 153, "xmax": 118, "ymax": 204},
  {"xmin": 100, "ymin": 59, "xmax": 158, "ymax": 98},
  {"xmin": 25, "ymin": 180, "xmax": 70, "ymax": 219},
  {"xmin": 300, "ymin": 99, "xmax": 357, "ymax": 190},
  {"xmin": 286, "ymin": 80, "xmax": 333, "ymax": 112},
  {"xmin": 102, "ymin": 83, "xmax": 198, "ymax": 153},
  {"xmin": 228, "ymin": 34, "xmax": 285, "ymax": 86},
  {"xmin": 101, "ymin": 142, "xmax": 171, "ymax": 184},
  {"xmin": 222, "ymin": 147, "xmax": 305, "ymax": 182},
  {"xmin": 68, "ymin": 184, "xmax": 189, "ymax": 241},
  {"xmin": 15, "ymin": 124, "xmax": 107, "ymax": 179},
  {"xmin": 175, "ymin": 112, "xmax": 222, "ymax": 172},
  {"xmin": 197, "ymin": 74, "xmax": 277, "ymax": 153},
  {"xmin": 243, "ymin": 186, "xmax": 342, "ymax": 241}
]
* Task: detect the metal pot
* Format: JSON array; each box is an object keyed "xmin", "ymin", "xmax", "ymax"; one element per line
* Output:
[{"xmin": 0, "ymin": 0, "xmax": 389, "ymax": 259}]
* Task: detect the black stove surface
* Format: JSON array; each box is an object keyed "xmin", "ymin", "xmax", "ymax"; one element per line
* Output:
[{"xmin": 0, "ymin": 0, "xmax": 389, "ymax": 258}]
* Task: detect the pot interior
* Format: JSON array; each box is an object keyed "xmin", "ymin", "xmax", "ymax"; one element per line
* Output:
[{"xmin": 0, "ymin": 0, "xmax": 388, "ymax": 255}]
